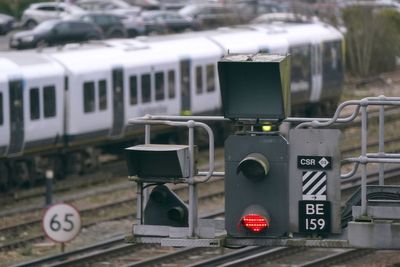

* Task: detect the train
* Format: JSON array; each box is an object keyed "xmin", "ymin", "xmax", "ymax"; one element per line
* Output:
[{"xmin": 0, "ymin": 20, "xmax": 344, "ymax": 188}]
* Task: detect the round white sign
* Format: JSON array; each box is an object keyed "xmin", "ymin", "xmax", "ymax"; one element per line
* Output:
[{"xmin": 42, "ymin": 203, "xmax": 81, "ymax": 243}]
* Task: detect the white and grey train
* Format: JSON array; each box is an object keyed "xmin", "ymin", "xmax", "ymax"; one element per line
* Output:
[{"xmin": 0, "ymin": 21, "xmax": 344, "ymax": 187}]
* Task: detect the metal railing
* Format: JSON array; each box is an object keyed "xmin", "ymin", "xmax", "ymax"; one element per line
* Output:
[
  {"xmin": 295, "ymin": 95, "xmax": 400, "ymax": 216},
  {"xmin": 129, "ymin": 95, "xmax": 400, "ymax": 229}
]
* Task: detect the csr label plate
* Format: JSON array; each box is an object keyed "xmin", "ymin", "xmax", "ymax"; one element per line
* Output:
[
  {"xmin": 297, "ymin": 156, "xmax": 332, "ymax": 170},
  {"xmin": 299, "ymin": 200, "xmax": 331, "ymax": 234}
]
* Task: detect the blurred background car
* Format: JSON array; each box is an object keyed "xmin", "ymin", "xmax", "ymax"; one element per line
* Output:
[
  {"xmin": 116, "ymin": 14, "xmax": 145, "ymax": 37},
  {"xmin": 178, "ymin": 3, "xmax": 239, "ymax": 30},
  {"xmin": 75, "ymin": 0, "xmax": 142, "ymax": 16},
  {"xmin": 141, "ymin": 10, "xmax": 194, "ymax": 34},
  {"xmin": 250, "ymin": 12, "xmax": 312, "ymax": 24},
  {"xmin": 71, "ymin": 12, "xmax": 127, "ymax": 38},
  {"xmin": 75, "ymin": 0, "xmax": 145, "ymax": 36},
  {"xmin": 157, "ymin": 0, "xmax": 187, "ymax": 10},
  {"xmin": 21, "ymin": 2, "xmax": 86, "ymax": 29},
  {"xmin": 9, "ymin": 19, "xmax": 103, "ymax": 49},
  {"xmin": 126, "ymin": 0, "xmax": 160, "ymax": 10},
  {"xmin": 0, "ymin": 13, "xmax": 15, "ymax": 35}
]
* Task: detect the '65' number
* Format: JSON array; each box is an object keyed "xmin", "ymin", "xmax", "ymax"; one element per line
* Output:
[{"xmin": 50, "ymin": 213, "xmax": 74, "ymax": 232}]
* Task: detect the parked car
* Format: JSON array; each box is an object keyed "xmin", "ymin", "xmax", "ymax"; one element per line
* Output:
[
  {"xmin": 126, "ymin": 0, "xmax": 160, "ymax": 10},
  {"xmin": 0, "ymin": 13, "xmax": 14, "ymax": 35},
  {"xmin": 116, "ymin": 14, "xmax": 146, "ymax": 37},
  {"xmin": 178, "ymin": 3, "xmax": 239, "ymax": 30},
  {"xmin": 9, "ymin": 19, "xmax": 103, "ymax": 49},
  {"xmin": 75, "ymin": 0, "xmax": 141, "ymax": 16},
  {"xmin": 71, "ymin": 13, "xmax": 127, "ymax": 38},
  {"xmin": 76, "ymin": 0, "xmax": 146, "ymax": 37},
  {"xmin": 141, "ymin": 10, "xmax": 194, "ymax": 34},
  {"xmin": 157, "ymin": 0, "xmax": 188, "ymax": 10},
  {"xmin": 251, "ymin": 13, "xmax": 311, "ymax": 24},
  {"xmin": 21, "ymin": 2, "xmax": 86, "ymax": 29}
]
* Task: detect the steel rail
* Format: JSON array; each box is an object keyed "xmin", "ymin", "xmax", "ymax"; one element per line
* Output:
[{"xmin": 9, "ymin": 208, "xmax": 225, "ymax": 266}]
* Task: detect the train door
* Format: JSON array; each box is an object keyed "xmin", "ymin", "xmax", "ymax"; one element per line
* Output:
[
  {"xmin": 310, "ymin": 43, "xmax": 323, "ymax": 102},
  {"xmin": 110, "ymin": 67, "xmax": 125, "ymax": 137},
  {"xmin": 8, "ymin": 79, "xmax": 24, "ymax": 156},
  {"xmin": 180, "ymin": 59, "xmax": 191, "ymax": 114}
]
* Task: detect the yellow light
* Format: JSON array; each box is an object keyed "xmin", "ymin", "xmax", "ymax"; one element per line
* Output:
[
  {"xmin": 262, "ymin": 125, "xmax": 272, "ymax": 132},
  {"xmin": 180, "ymin": 110, "xmax": 192, "ymax": 116}
]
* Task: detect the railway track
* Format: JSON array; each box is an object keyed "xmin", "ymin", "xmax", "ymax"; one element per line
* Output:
[
  {"xmin": 1, "ymin": 154, "xmax": 394, "ymax": 254},
  {"xmin": 0, "ymin": 177, "xmax": 224, "ymax": 253},
  {"xmin": 182, "ymin": 246, "xmax": 372, "ymax": 267},
  {"xmin": 10, "ymin": 162, "xmax": 400, "ymax": 267},
  {"xmin": 5, "ymin": 97, "xmax": 400, "ymax": 265},
  {"xmin": 10, "ymin": 210, "xmax": 225, "ymax": 267}
]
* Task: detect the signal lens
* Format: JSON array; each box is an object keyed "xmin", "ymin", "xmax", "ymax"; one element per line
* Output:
[
  {"xmin": 241, "ymin": 214, "xmax": 269, "ymax": 232},
  {"xmin": 262, "ymin": 125, "xmax": 272, "ymax": 132}
]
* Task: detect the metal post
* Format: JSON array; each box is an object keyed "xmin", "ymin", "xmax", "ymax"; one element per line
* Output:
[
  {"xmin": 361, "ymin": 104, "xmax": 368, "ymax": 215},
  {"xmin": 188, "ymin": 121, "xmax": 198, "ymax": 237},
  {"xmin": 136, "ymin": 182, "xmax": 143, "ymax": 225},
  {"xmin": 143, "ymin": 125, "xmax": 151, "ymax": 207},
  {"xmin": 145, "ymin": 124, "xmax": 151, "ymax": 145},
  {"xmin": 45, "ymin": 170, "xmax": 54, "ymax": 207},
  {"xmin": 378, "ymin": 97, "xmax": 385, "ymax": 185}
]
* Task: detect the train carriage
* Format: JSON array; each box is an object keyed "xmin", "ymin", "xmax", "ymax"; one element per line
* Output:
[
  {"xmin": 0, "ymin": 52, "xmax": 65, "ymax": 185},
  {"xmin": 0, "ymin": 20, "xmax": 345, "ymax": 188}
]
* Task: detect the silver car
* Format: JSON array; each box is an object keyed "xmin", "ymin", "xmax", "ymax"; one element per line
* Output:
[{"xmin": 21, "ymin": 2, "xmax": 86, "ymax": 29}]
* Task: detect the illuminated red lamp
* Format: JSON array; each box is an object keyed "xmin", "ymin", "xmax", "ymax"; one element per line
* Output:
[{"xmin": 241, "ymin": 214, "xmax": 270, "ymax": 232}]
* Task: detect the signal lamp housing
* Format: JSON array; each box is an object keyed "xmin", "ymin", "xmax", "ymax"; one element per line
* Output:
[
  {"xmin": 237, "ymin": 153, "xmax": 270, "ymax": 181},
  {"xmin": 218, "ymin": 53, "xmax": 291, "ymax": 121},
  {"xmin": 125, "ymin": 144, "xmax": 191, "ymax": 181}
]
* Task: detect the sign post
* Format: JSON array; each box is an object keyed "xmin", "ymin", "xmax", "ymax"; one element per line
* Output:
[{"xmin": 42, "ymin": 203, "xmax": 81, "ymax": 252}]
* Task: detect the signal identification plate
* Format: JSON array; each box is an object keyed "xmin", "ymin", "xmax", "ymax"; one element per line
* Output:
[
  {"xmin": 297, "ymin": 156, "xmax": 332, "ymax": 170},
  {"xmin": 298, "ymin": 200, "xmax": 331, "ymax": 234}
]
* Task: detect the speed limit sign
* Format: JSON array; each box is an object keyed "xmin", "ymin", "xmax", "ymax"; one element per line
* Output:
[{"xmin": 42, "ymin": 203, "xmax": 81, "ymax": 243}]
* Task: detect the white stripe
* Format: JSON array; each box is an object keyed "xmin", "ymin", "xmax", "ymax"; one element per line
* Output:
[
  {"xmin": 302, "ymin": 171, "xmax": 314, "ymax": 182},
  {"xmin": 307, "ymin": 175, "xmax": 326, "ymax": 195},
  {"xmin": 315, "ymin": 185, "xmax": 327, "ymax": 196},
  {"xmin": 302, "ymin": 171, "xmax": 323, "ymax": 192}
]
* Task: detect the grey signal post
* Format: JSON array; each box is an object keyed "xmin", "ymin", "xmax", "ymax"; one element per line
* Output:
[{"xmin": 219, "ymin": 54, "xmax": 293, "ymax": 242}]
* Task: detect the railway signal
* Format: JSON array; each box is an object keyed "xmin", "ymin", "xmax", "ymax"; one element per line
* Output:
[
  {"xmin": 225, "ymin": 134, "xmax": 289, "ymax": 237},
  {"xmin": 125, "ymin": 52, "xmax": 400, "ymax": 249},
  {"xmin": 219, "ymin": 54, "xmax": 291, "ymax": 238},
  {"xmin": 144, "ymin": 184, "xmax": 188, "ymax": 227},
  {"xmin": 125, "ymin": 144, "xmax": 191, "ymax": 227}
]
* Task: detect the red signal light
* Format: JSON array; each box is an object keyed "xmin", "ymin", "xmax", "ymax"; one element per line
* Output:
[{"xmin": 241, "ymin": 214, "xmax": 269, "ymax": 232}]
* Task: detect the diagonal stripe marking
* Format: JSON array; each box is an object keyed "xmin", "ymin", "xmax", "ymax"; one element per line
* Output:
[
  {"xmin": 307, "ymin": 175, "xmax": 326, "ymax": 195},
  {"xmin": 303, "ymin": 171, "xmax": 323, "ymax": 192}
]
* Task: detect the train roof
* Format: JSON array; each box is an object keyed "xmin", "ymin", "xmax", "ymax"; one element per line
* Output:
[
  {"xmin": 0, "ymin": 51, "xmax": 65, "ymax": 79},
  {"xmin": 0, "ymin": 21, "xmax": 343, "ymax": 77},
  {"xmin": 246, "ymin": 22, "xmax": 342, "ymax": 46}
]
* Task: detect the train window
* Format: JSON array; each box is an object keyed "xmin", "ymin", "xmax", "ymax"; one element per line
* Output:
[
  {"xmin": 98, "ymin": 80, "xmax": 107, "ymax": 110},
  {"xmin": 83, "ymin": 81, "xmax": 95, "ymax": 113},
  {"xmin": 155, "ymin": 72, "xmax": 165, "ymax": 101},
  {"xmin": 130, "ymin": 75, "xmax": 138, "ymax": 105},
  {"xmin": 0, "ymin": 92, "xmax": 2, "ymax": 125},
  {"xmin": 206, "ymin": 64, "xmax": 215, "ymax": 92},
  {"xmin": 30, "ymin": 88, "xmax": 40, "ymax": 120},
  {"xmin": 168, "ymin": 70, "xmax": 175, "ymax": 99},
  {"xmin": 290, "ymin": 45, "xmax": 311, "ymax": 83},
  {"xmin": 323, "ymin": 41, "xmax": 341, "ymax": 71},
  {"xmin": 43, "ymin": 85, "xmax": 56, "ymax": 118},
  {"xmin": 196, "ymin": 66, "xmax": 203, "ymax": 94},
  {"xmin": 141, "ymin": 74, "xmax": 151, "ymax": 103}
]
